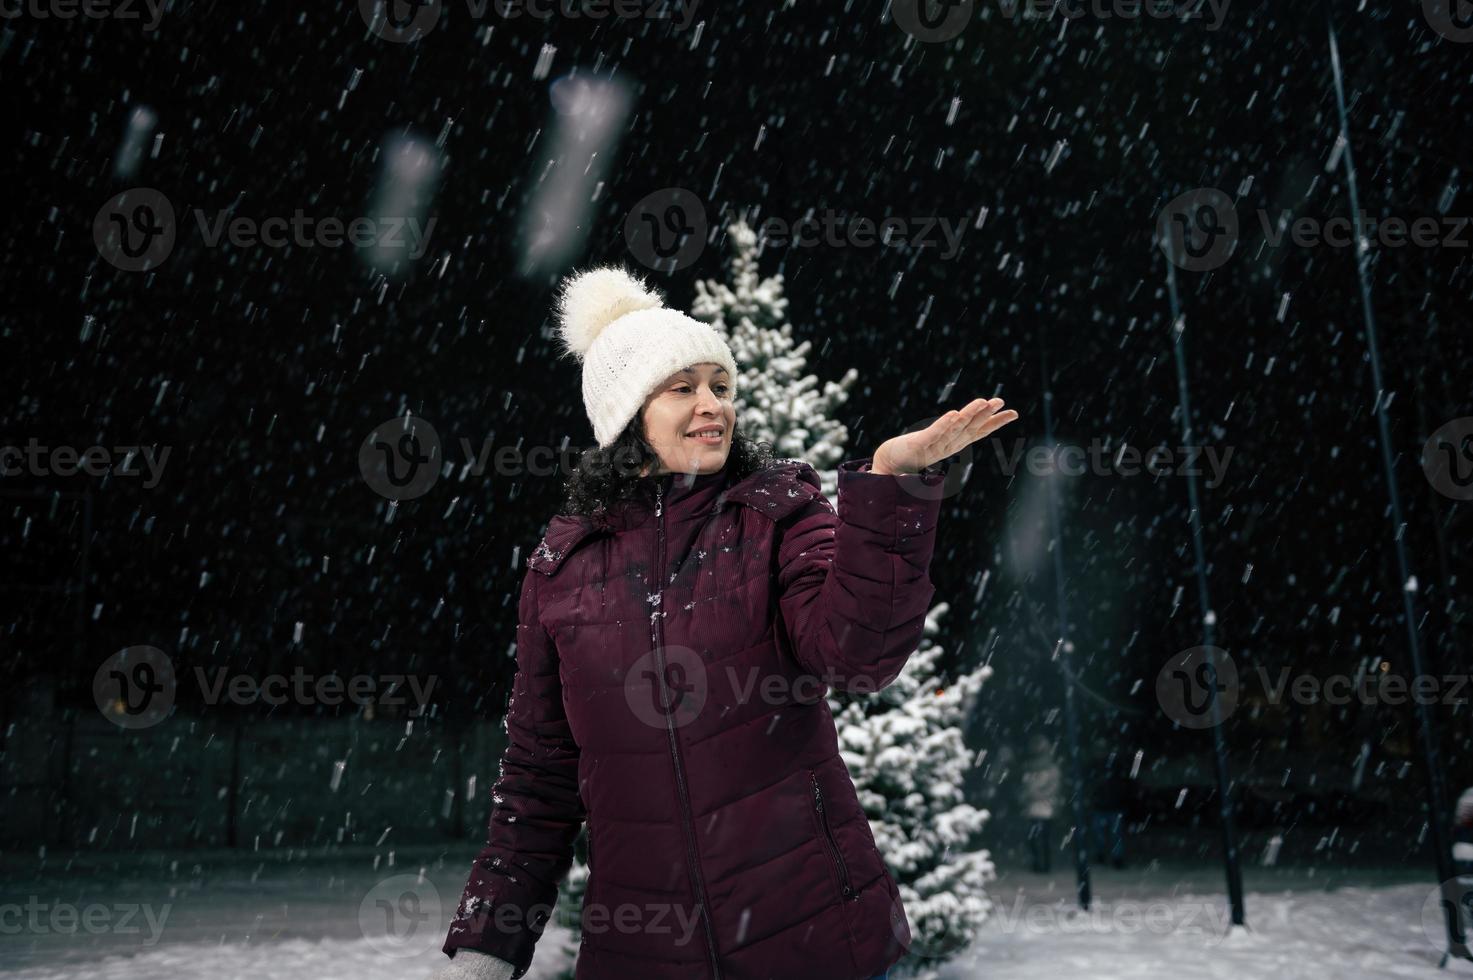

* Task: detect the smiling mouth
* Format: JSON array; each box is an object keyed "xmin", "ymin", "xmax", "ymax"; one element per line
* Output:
[{"xmin": 686, "ymin": 428, "xmax": 725, "ymax": 440}]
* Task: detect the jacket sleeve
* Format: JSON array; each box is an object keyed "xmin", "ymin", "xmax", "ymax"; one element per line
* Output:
[
  {"xmin": 442, "ymin": 564, "xmax": 586, "ymax": 978},
  {"xmin": 774, "ymin": 456, "xmax": 947, "ymax": 694}
]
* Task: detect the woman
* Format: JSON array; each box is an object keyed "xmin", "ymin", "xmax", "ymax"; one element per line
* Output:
[{"xmin": 432, "ymin": 266, "xmax": 1018, "ymax": 980}]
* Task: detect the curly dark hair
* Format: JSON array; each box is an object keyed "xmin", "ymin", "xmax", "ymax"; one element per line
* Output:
[{"xmin": 559, "ymin": 415, "xmax": 778, "ymax": 520}]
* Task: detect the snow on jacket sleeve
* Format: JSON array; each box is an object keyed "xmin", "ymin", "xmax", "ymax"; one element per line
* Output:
[
  {"xmin": 774, "ymin": 456, "xmax": 947, "ymax": 694},
  {"xmin": 442, "ymin": 565, "xmax": 586, "ymax": 978}
]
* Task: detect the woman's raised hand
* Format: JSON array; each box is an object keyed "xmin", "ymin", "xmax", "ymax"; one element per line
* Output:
[{"xmin": 870, "ymin": 398, "xmax": 1020, "ymax": 476}]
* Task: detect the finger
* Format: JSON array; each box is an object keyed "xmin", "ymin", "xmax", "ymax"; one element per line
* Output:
[
  {"xmin": 969, "ymin": 410, "xmax": 1019, "ymax": 441},
  {"xmin": 958, "ymin": 397, "xmax": 999, "ymax": 420},
  {"xmin": 940, "ymin": 401, "xmax": 993, "ymax": 437},
  {"xmin": 961, "ymin": 398, "xmax": 1004, "ymax": 428},
  {"xmin": 928, "ymin": 401, "xmax": 1002, "ymax": 456},
  {"xmin": 962, "ymin": 404, "xmax": 1011, "ymax": 437},
  {"xmin": 941, "ymin": 400, "xmax": 1002, "ymax": 443}
]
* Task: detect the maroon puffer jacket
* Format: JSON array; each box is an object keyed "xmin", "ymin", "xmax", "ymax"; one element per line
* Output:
[{"xmin": 444, "ymin": 455, "xmax": 947, "ymax": 979}]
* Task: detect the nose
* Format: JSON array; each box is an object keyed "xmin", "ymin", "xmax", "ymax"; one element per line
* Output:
[{"xmin": 693, "ymin": 384, "xmax": 722, "ymax": 416}]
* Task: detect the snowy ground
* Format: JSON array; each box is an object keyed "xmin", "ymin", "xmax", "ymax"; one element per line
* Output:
[
  {"xmin": 1, "ymin": 849, "xmax": 1469, "ymax": 979},
  {"xmin": 946, "ymin": 881, "xmax": 1473, "ymax": 979}
]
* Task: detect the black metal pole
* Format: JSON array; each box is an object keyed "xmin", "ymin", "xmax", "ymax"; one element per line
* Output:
[
  {"xmin": 1323, "ymin": 13, "xmax": 1467, "ymax": 965},
  {"xmin": 1039, "ymin": 341, "xmax": 1092, "ymax": 912},
  {"xmin": 226, "ymin": 721, "xmax": 242, "ymax": 847},
  {"xmin": 1163, "ymin": 256, "xmax": 1247, "ymax": 928}
]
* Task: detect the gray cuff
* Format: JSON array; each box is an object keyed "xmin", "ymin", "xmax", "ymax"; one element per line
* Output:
[{"xmin": 432, "ymin": 948, "xmax": 517, "ymax": 980}]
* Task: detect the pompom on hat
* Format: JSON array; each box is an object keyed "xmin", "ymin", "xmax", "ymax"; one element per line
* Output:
[
  {"xmin": 1457, "ymin": 786, "xmax": 1473, "ymax": 828},
  {"xmin": 553, "ymin": 266, "xmax": 739, "ymax": 449}
]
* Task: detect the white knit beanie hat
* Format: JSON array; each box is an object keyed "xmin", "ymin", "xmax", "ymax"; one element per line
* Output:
[{"xmin": 553, "ymin": 265, "xmax": 739, "ymax": 450}]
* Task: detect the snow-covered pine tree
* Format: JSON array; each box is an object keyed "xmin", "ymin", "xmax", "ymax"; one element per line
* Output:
[
  {"xmin": 832, "ymin": 602, "xmax": 996, "ymax": 979},
  {"xmin": 548, "ymin": 834, "xmax": 586, "ymax": 979},
  {"xmin": 688, "ymin": 218, "xmax": 857, "ymax": 501}
]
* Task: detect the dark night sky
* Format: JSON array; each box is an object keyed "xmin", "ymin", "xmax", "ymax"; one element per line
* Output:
[{"xmin": 3, "ymin": 1, "xmax": 1471, "ymax": 851}]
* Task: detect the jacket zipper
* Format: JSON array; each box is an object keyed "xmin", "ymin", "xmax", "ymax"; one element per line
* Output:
[
  {"xmin": 651, "ymin": 480, "xmax": 724, "ymax": 979},
  {"xmin": 810, "ymin": 770, "xmax": 856, "ymax": 901}
]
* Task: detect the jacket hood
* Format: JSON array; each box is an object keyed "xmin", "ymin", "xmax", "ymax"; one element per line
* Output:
[{"xmin": 527, "ymin": 458, "xmax": 825, "ymax": 577}]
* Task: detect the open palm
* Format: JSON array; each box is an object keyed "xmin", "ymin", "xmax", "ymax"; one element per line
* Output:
[{"xmin": 871, "ymin": 398, "xmax": 1020, "ymax": 476}]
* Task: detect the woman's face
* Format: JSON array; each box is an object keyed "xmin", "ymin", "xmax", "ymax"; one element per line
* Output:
[{"xmin": 639, "ymin": 363, "xmax": 736, "ymax": 477}]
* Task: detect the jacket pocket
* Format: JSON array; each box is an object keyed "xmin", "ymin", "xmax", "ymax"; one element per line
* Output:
[{"xmin": 808, "ymin": 769, "xmax": 858, "ymax": 902}]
